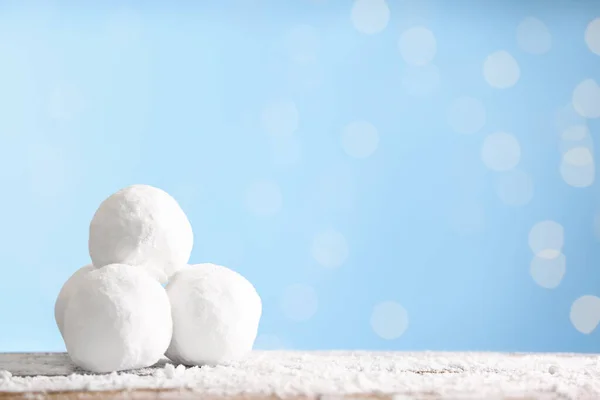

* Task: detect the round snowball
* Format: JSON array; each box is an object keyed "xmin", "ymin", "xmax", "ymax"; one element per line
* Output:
[
  {"xmin": 89, "ymin": 184, "xmax": 193, "ymax": 283},
  {"xmin": 62, "ymin": 264, "xmax": 172, "ymax": 373},
  {"xmin": 166, "ymin": 263, "xmax": 262, "ymax": 366},
  {"xmin": 54, "ymin": 264, "xmax": 95, "ymax": 339}
]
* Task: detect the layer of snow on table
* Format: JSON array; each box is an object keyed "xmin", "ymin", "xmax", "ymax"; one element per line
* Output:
[{"xmin": 1, "ymin": 351, "xmax": 600, "ymax": 398}]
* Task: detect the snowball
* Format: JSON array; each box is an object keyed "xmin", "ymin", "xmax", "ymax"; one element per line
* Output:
[
  {"xmin": 166, "ymin": 263, "xmax": 262, "ymax": 366},
  {"xmin": 54, "ymin": 264, "xmax": 95, "ymax": 338},
  {"xmin": 62, "ymin": 264, "xmax": 172, "ymax": 373},
  {"xmin": 89, "ymin": 184, "xmax": 193, "ymax": 283}
]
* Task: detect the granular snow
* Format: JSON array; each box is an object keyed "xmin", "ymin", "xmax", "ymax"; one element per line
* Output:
[{"xmin": 1, "ymin": 351, "xmax": 599, "ymax": 399}]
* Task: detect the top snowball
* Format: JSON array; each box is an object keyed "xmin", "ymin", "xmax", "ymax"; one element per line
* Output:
[{"xmin": 89, "ymin": 184, "xmax": 193, "ymax": 283}]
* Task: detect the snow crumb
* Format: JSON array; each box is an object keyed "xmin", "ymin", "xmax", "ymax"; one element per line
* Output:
[
  {"xmin": 1, "ymin": 351, "xmax": 600, "ymax": 398},
  {"xmin": 164, "ymin": 364, "xmax": 176, "ymax": 379}
]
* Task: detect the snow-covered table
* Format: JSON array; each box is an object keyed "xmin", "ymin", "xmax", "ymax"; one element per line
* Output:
[{"xmin": 0, "ymin": 351, "xmax": 598, "ymax": 399}]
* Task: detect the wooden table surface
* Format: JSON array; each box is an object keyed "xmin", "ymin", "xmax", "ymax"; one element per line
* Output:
[{"xmin": 0, "ymin": 391, "xmax": 385, "ymax": 400}]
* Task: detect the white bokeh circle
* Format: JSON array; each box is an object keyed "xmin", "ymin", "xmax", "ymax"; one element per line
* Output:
[
  {"xmin": 350, "ymin": 0, "xmax": 390, "ymax": 35},
  {"xmin": 483, "ymin": 50, "xmax": 520, "ymax": 89},
  {"xmin": 528, "ymin": 220, "xmax": 564, "ymax": 255},
  {"xmin": 245, "ymin": 180, "xmax": 283, "ymax": 217},
  {"xmin": 261, "ymin": 100, "xmax": 299, "ymax": 137},
  {"xmin": 311, "ymin": 229, "xmax": 349, "ymax": 268},
  {"xmin": 447, "ymin": 96, "xmax": 486, "ymax": 135},
  {"xmin": 562, "ymin": 146, "xmax": 594, "ymax": 167},
  {"xmin": 341, "ymin": 121, "xmax": 379, "ymax": 159},
  {"xmin": 371, "ymin": 301, "xmax": 409, "ymax": 340},
  {"xmin": 516, "ymin": 17, "xmax": 552, "ymax": 55},
  {"xmin": 570, "ymin": 295, "xmax": 600, "ymax": 334},
  {"xmin": 283, "ymin": 24, "xmax": 319, "ymax": 63},
  {"xmin": 572, "ymin": 79, "xmax": 600, "ymax": 119},
  {"xmin": 280, "ymin": 284, "xmax": 318, "ymax": 322},
  {"xmin": 560, "ymin": 147, "xmax": 595, "ymax": 188},
  {"xmin": 530, "ymin": 252, "xmax": 566, "ymax": 289},
  {"xmin": 560, "ymin": 163, "xmax": 595, "ymax": 188},
  {"xmin": 495, "ymin": 170, "xmax": 534, "ymax": 207},
  {"xmin": 585, "ymin": 18, "xmax": 600, "ymax": 55},
  {"xmin": 401, "ymin": 64, "xmax": 440, "ymax": 97},
  {"xmin": 398, "ymin": 27, "xmax": 437, "ymax": 66},
  {"xmin": 481, "ymin": 132, "xmax": 521, "ymax": 171}
]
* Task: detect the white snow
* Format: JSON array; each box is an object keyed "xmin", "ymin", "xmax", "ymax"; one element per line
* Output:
[
  {"xmin": 88, "ymin": 184, "xmax": 193, "ymax": 284},
  {"xmin": 54, "ymin": 264, "xmax": 95, "ymax": 339},
  {"xmin": 62, "ymin": 264, "xmax": 172, "ymax": 373},
  {"xmin": 166, "ymin": 264, "xmax": 262, "ymax": 366},
  {"xmin": 1, "ymin": 351, "xmax": 599, "ymax": 398}
]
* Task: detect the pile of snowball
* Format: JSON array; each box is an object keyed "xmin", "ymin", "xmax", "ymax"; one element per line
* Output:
[{"xmin": 54, "ymin": 185, "xmax": 262, "ymax": 373}]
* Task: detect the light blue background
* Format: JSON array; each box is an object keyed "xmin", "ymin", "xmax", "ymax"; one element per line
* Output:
[{"xmin": 0, "ymin": 0, "xmax": 599, "ymax": 353}]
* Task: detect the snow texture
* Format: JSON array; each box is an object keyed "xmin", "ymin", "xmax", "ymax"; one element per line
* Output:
[
  {"xmin": 88, "ymin": 184, "xmax": 193, "ymax": 284},
  {"xmin": 1, "ymin": 351, "xmax": 600, "ymax": 399},
  {"xmin": 166, "ymin": 264, "xmax": 262, "ymax": 366},
  {"xmin": 62, "ymin": 264, "xmax": 172, "ymax": 373},
  {"xmin": 54, "ymin": 264, "xmax": 94, "ymax": 339}
]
